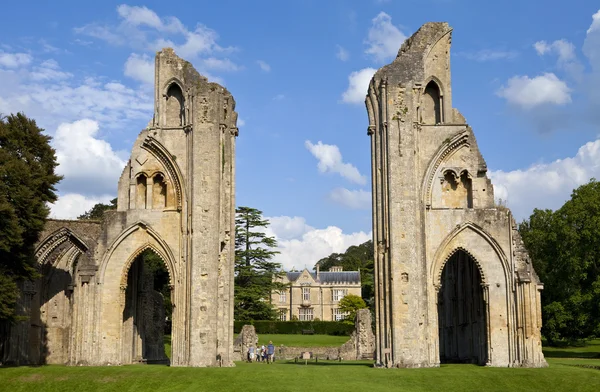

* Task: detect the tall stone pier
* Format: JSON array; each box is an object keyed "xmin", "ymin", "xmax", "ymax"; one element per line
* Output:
[{"xmin": 366, "ymin": 22, "xmax": 547, "ymax": 368}]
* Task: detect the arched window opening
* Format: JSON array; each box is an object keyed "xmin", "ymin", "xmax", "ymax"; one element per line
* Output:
[
  {"xmin": 441, "ymin": 170, "xmax": 472, "ymax": 209},
  {"xmin": 136, "ymin": 175, "xmax": 147, "ymax": 209},
  {"xmin": 422, "ymin": 81, "xmax": 442, "ymax": 124},
  {"xmin": 122, "ymin": 248, "xmax": 172, "ymax": 364},
  {"xmin": 438, "ymin": 250, "xmax": 487, "ymax": 365},
  {"xmin": 165, "ymin": 83, "xmax": 185, "ymax": 127},
  {"xmin": 152, "ymin": 174, "xmax": 167, "ymax": 209}
]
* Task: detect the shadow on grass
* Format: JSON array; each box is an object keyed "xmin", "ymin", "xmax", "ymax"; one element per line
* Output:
[{"xmin": 543, "ymin": 350, "xmax": 600, "ymax": 359}]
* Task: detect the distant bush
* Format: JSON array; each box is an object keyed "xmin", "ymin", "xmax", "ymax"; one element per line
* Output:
[{"xmin": 234, "ymin": 320, "xmax": 354, "ymax": 336}]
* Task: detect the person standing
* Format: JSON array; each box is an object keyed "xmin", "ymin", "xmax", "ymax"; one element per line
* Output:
[
  {"xmin": 248, "ymin": 345, "xmax": 255, "ymax": 363},
  {"xmin": 267, "ymin": 341, "xmax": 275, "ymax": 364}
]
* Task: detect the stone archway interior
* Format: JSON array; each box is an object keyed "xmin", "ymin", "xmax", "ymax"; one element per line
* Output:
[
  {"xmin": 122, "ymin": 249, "xmax": 171, "ymax": 364},
  {"xmin": 437, "ymin": 250, "xmax": 487, "ymax": 364}
]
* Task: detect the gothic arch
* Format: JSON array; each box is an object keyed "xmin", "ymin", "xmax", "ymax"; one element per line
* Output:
[
  {"xmin": 35, "ymin": 228, "xmax": 89, "ymax": 267},
  {"xmin": 431, "ymin": 222, "xmax": 509, "ymax": 288},
  {"xmin": 119, "ymin": 243, "xmax": 173, "ymax": 287},
  {"xmin": 142, "ymin": 136, "xmax": 184, "ymax": 209},
  {"xmin": 98, "ymin": 221, "xmax": 177, "ymax": 286},
  {"xmin": 421, "ymin": 130, "xmax": 470, "ymax": 208}
]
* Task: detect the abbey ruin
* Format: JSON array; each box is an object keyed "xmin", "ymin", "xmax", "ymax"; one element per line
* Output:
[
  {"xmin": 1, "ymin": 48, "xmax": 238, "ymax": 367},
  {"xmin": 366, "ymin": 22, "xmax": 546, "ymax": 367},
  {"xmin": 1, "ymin": 22, "xmax": 546, "ymax": 369}
]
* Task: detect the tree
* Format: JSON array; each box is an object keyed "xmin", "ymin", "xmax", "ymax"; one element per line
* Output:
[
  {"xmin": 78, "ymin": 198, "xmax": 117, "ymax": 220},
  {"xmin": 0, "ymin": 113, "xmax": 61, "ymax": 321},
  {"xmin": 338, "ymin": 294, "xmax": 367, "ymax": 324},
  {"xmin": 234, "ymin": 207, "xmax": 285, "ymax": 321},
  {"xmin": 519, "ymin": 179, "xmax": 600, "ymax": 343}
]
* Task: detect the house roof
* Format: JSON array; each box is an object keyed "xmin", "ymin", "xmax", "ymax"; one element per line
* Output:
[{"xmin": 286, "ymin": 270, "xmax": 360, "ymax": 284}]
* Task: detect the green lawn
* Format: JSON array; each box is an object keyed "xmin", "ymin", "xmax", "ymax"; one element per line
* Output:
[
  {"xmin": 1, "ymin": 338, "xmax": 599, "ymax": 392},
  {"xmin": 1, "ymin": 359, "xmax": 599, "ymax": 392},
  {"xmin": 257, "ymin": 334, "xmax": 350, "ymax": 347}
]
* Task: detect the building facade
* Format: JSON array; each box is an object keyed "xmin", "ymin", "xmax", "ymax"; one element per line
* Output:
[
  {"xmin": 1, "ymin": 48, "xmax": 238, "ymax": 367},
  {"xmin": 273, "ymin": 267, "xmax": 361, "ymax": 322},
  {"xmin": 366, "ymin": 22, "xmax": 546, "ymax": 368}
]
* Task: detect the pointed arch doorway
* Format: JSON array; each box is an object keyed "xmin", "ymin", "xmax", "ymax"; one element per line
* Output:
[{"xmin": 437, "ymin": 249, "xmax": 488, "ymax": 365}]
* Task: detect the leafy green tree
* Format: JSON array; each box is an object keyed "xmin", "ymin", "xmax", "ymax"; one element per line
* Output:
[
  {"xmin": 0, "ymin": 113, "xmax": 61, "ymax": 321},
  {"xmin": 78, "ymin": 198, "xmax": 117, "ymax": 220},
  {"xmin": 338, "ymin": 294, "xmax": 367, "ymax": 323},
  {"xmin": 234, "ymin": 206, "xmax": 285, "ymax": 321},
  {"xmin": 519, "ymin": 179, "xmax": 600, "ymax": 343}
]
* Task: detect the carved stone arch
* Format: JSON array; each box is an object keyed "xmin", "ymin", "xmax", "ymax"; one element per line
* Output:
[
  {"xmin": 423, "ymin": 28, "xmax": 453, "ymax": 63},
  {"xmin": 431, "ymin": 221, "xmax": 509, "ymax": 288},
  {"xmin": 421, "ymin": 130, "xmax": 470, "ymax": 208},
  {"xmin": 141, "ymin": 136, "xmax": 184, "ymax": 209},
  {"xmin": 98, "ymin": 221, "xmax": 178, "ymax": 286},
  {"xmin": 162, "ymin": 77, "xmax": 185, "ymax": 96},
  {"xmin": 119, "ymin": 243, "xmax": 174, "ymax": 287},
  {"xmin": 163, "ymin": 78, "xmax": 185, "ymax": 127},
  {"xmin": 423, "ymin": 75, "xmax": 445, "ymax": 98},
  {"xmin": 35, "ymin": 228, "xmax": 89, "ymax": 267}
]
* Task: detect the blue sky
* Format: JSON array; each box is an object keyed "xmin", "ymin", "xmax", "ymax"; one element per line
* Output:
[{"xmin": 1, "ymin": 1, "xmax": 600, "ymax": 270}]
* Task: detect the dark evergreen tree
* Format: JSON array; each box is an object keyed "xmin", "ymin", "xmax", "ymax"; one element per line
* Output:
[
  {"xmin": 234, "ymin": 206, "xmax": 284, "ymax": 321},
  {"xmin": 78, "ymin": 198, "xmax": 117, "ymax": 220},
  {"xmin": 0, "ymin": 113, "xmax": 61, "ymax": 321}
]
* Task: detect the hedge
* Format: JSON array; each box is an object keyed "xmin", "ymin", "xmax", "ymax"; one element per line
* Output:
[{"xmin": 234, "ymin": 320, "xmax": 354, "ymax": 336}]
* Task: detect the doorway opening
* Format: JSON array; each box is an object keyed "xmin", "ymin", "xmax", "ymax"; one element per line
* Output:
[
  {"xmin": 437, "ymin": 249, "xmax": 487, "ymax": 364},
  {"xmin": 122, "ymin": 248, "xmax": 172, "ymax": 364}
]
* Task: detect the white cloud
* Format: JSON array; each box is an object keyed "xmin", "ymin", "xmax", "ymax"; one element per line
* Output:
[
  {"xmin": 496, "ymin": 73, "xmax": 571, "ymax": 109},
  {"xmin": 364, "ymin": 12, "xmax": 407, "ymax": 63},
  {"xmin": 305, "ymin": 140, "xmax": 366, "ymax": 185},
  {"xmin": 273, "ymin": 94, "xmax": 285, "ymax": 101},
  {"xmin": 202, "ymin": 57, "xmax": 241, "ymax": 72},
  {"xmin": 341, "ymin": 67, "xmax": 376, "ymax": 104},
  {"xmin": 0, "ymin": 51, "xmax": 32, "ymax": 68},
  {"xmin": 491, "ymin": 138, "xmax": 600, "ymax": 221},
  {"xmin": 329, "ymin": 188, "xmax": 371, "ymax": 209},
  {"xmin": 257, "ymin": 60, "xmax": 271, "ymax": 72},
  {"xmin": 116, "ymin": 4, "xmax": 164, "ymax": 30},
  {"xmin": 587, "ymin": 9, "xmax": 600, "ymax": 34},
  {"xmin": 265, "ymin": 215, "xmax": 371, "ymax": 271},
  {"xmin": 49, "ymin": 193, "xmax": 114, "ymax": 220},
  {"xmin": 30, "ymin": 59, "xmax": 72, "ymax": 81},
  {"xmin": 336, "ymin": 45, "xmax": 349, "ymax": 61},
  {"xmin": 53, "ymin": 119, "xmax": 127, "ymax": 196},
  {"xmin": 237, "ymin": 118, "xmax": 246, "ymax": 127},
  {"xmin": 534, "ymin": 39, "xmax": 576, "ymax": 62},
  {"xmin": 124, "ymin": 53, "xmax": 154, "ymax": 84}
]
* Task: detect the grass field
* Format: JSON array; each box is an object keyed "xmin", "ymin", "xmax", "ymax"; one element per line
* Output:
[
  {"xmin": 0, "ymin": 339, "xmax": 599, "ymax": 392},
  {"xmin": 256, "ymin": 334, "xmax": 350, "ymax": 347}
]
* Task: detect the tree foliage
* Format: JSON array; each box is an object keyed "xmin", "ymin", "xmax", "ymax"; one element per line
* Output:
[
  {"xmin": 338, "ymin": 293, "xmax": 367, "ymax": 323},
  {"xmin": 0, "ymin": 113, "xmax": 61, "ymax": 321},
  {"xmin": 234, "ymin": 207, "xmax": 284, "ymax": 321},
  {"xmin": 78, "ymin": 198, "xmax": 117, "ymax": 220},
  {"xmin": 315, "ymin": 240, "xmax": 374, "ymax": 308},
  {"xmin": 519, "ymin": 179, "xmax": 600, "ymax": 343}
]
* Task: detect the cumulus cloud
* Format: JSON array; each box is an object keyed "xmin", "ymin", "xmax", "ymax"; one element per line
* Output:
[
  {"xmin": 364, "ymin": 12, "xmax": 407, "ymax": 63},
  {"xmin": 53, "ymin": 119, "xmax": 127, "ymax": 196},
  {"xmin": 491, "ymin": 138, "xmax": 600, "ymax": 221},
  {"xmin": 534, "ymin": 39, "xmax": 576, "ymax": 62},
  {"xmin": 329, "ymin": 188, "xmax": 371, "ymax": 209},
  {"xmin": 336, "ymin": 45, "xmax": 349, "ymax": 61},
  {"xmin": 496, "ymin": 73, "xmax": 571, "ymax": 109},
  {"xmin": 124, "ymin": 53, "xmax": 154, "ymax": 84},
  {"xmin": 0, "ymin": 51, "xmax": 32, "ymax": 68},
  {"xmin": 305, "ymin": 140, "xmax": 366, "ymax": 185},
  {"xmin": 341, "ymin": 67, "xmax": 376, "ymax": 104},
  {"xmin": 49, "ymin": 193, "xmax": 114, "ymax": 220},
  {"xmin": 75, "ymin": 4, "xmax": 237, "ymax": 63},
  {"xmin": 265, "ymin": 216, "xmax": 371, "ymax": 271},
  {"xmin": 256, "ymin": 60, "xmax": 271, "ymax": 72}
]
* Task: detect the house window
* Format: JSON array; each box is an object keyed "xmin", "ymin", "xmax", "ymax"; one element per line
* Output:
[
  {"xmin": 279, "ymin": 309, "xmax": 287, "ymax": 321},
  {"xmin": 279, "ymin": 291, "xmax": 286, "ymax": 303},
  {"xmin": 332, "ymin": 308, "xmax": 348, "ymax": 321},
  {"xmin": 332, "ymin": 289, "xmax": 346, "ymax": 302},
  {"xmin": 299, "ymin": 308, "xmax": 314, "ymax": 321},
  {"xmin": 302, "ymin": 287, "xmax": 311, "ymax": 301}
]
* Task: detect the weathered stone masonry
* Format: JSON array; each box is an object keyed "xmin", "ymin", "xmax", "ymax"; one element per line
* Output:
[
  {"xmin": 366, "ymin": 23, "xmax": 547, "ymax": 368},
  {"xmin": 2, "ymin": 48, "xmax": 238, "ymax": 367}
]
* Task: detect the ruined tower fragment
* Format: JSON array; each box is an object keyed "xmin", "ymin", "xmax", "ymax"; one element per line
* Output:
[{"xmin": 366, "ymin": 23, "xmax": 546, "ymax": 368}]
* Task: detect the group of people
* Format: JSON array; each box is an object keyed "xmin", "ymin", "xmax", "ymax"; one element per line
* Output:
[{"xmin": 247, "ymin": 341, "xmax": 275, "ymax": 363}]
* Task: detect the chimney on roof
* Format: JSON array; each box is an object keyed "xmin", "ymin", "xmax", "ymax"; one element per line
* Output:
[
  {"xmin": 329, "ymin": 266, "xmax": 343, "ymax": 272},
  {"xmin": 316, "ymin": 264, "xmax": 320, "ymax": 279}
]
